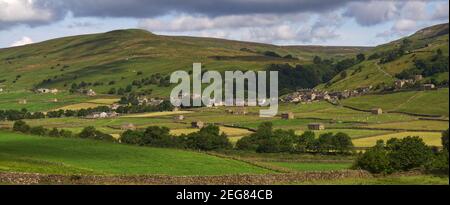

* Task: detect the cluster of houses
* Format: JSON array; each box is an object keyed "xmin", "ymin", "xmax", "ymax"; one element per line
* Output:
[
  {"xmin": 394, "ymin": 75, "xmax": 436, "ymax": 91},
  {"xmin": 136, "ymin": 96, "xmax": 164, "ymax": 106},
  {"xmin": 35, "ymin": 88, "xmax": 59, "ymax": 94},
  {"xmin": 282, "ymin": 87, "xmax": 372, "ymax": 103},
  {"xmin": 85, "ymin": 111, "xmax": 119, "ymax": 119}
]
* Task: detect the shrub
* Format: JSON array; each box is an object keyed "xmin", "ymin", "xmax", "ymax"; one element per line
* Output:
[
  {"xmin": 296, "ymin": 131, "xmax": 316, "ymax": 153},
  {"xmin": 121, "ymin": 130, "xmax": 144, "ymax": 145},
  {"xmin": 141, "ymin": 126, "xmax": 175, "ymax": 147},
  {"xmin": 442, "ymin": 129, "xmax": 449, "ymax": 151},
  {"xmin": 13, "ymin": 120, "xmax": 30, "ymax": 133},
  {"xmin": 387, "ymin": 136, "xmax": 433, "ymax": 171},
  {"xmin": 355, "ymin": 146, "xmax": 392, "ymax": 174},
  {"xmin": 187, "ymin": 125, "xmax": 232, "ymax": 151},
  {"xmin": 333, "ymin": 132, "xmax": 354, "ymax": 154},
  {"xmin": 30, "ymin": 126, "xmax": 48, "ymax": 136}
]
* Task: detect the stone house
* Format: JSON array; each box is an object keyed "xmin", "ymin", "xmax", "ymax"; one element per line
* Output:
[
  {"xmin": 281, "ymin": 112, "xmax": 295, "ymax": 120},
  {"xmin": 191, "ymin": 121, "xmax": 205, "ymax": 129},
  {"xmin": 371, "ymin": 108, "xmax": 383, "ymax": 115},
  {"xmin": 308, "ymin": 123, "xmax": 325, "ymax": 131}
]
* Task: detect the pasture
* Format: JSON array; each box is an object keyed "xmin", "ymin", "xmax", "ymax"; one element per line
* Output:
[
  {"xmin": 352, "ymin": 132, "xmax": 443, "ymax": 147},
  {"xmin": 0, "ymin": 131, "xmax": 272, "ymax": 176}
]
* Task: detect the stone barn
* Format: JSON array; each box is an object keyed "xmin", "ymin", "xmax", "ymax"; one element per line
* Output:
[
  {"xmin": 191, "ymin": 121, "xmax": 205, "ymax": 129},
  {"xmin": 371, "ymin": 108, "xmax": 383, "ymax": 115},
  {"xmin": 281, "ymin": 112, "xmax": 295, "ymax": 120},
  {"xmin": 174, "ymin": 115, "xmax": 185, "ymax": 121},
  {"xmin": 121, "ymin": 123, "xmax": 136, "ymax": 131},
  {"xmin": 308, "ymin": 123, "xmax": 325, "ymax": 131}
]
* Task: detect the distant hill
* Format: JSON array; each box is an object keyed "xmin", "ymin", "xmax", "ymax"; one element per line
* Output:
[
  {"xmin": 0, "ymin": 23, "xmax": 447, "ymax": 97},
  {"xmin": 318, "ymin": 23, "xmax": 449, "ymax": 91}
]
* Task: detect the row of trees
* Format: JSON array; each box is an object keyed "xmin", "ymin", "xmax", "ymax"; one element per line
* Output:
[
  {"xmin": 0, "ymin": 100, "xmax": 174, "ymax": 121},
  {"xmin": 270, "ymin": 53, "xmax": 364, "ymax": 93},
  {"xmin": 236, "ymin": 122, "xmax": 354, "ymax": 154},
  {"xmin": 121, "ymin": 125, "xmax": 231, "ymax": 151},
  {"xmin": 396, "ymin": 49, "xmax": 448, "ymax": 79},
  {"xmin": 355, "ymin": 129, "xmax": 449, "ymax": 175},
  {"xmin": 12, "ymin": 120, "xmax": 115, "ymax": 141}
]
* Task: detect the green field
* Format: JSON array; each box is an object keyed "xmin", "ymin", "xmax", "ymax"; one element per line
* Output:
[
  {"xmin": 268, "ymin": 162, "xmax": 352, "ymax": 172},
  {"xmin": 0, "ymin": 131, "xmax": 272, "ymax": 176},
  {"xmin": 291, "ymin": 175, "xmax": 449, "ymax": 185},
  {"xmin": 342, "ymin": 89, "xmax": 449, "ymax": 117}
]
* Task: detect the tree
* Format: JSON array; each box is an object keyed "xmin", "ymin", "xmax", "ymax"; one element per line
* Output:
[
  {"xmin": 297, "ymin": 131, "xmax": 316, "ymax": 153},
  {"xmin": 187, "ymin": 125, "xmax": 231, "ymax": 151},
  {"xmin": 356, "ymin": 53, "xmax": 366, "ymax": 62},
  {"xmin": 13, "ymin": 120, "xmax": 30, "ymax": 133},
  {"xmin": 141, "ymin": 126, "xmax": 174, "ymax": 147},
  {"xmin": 333, "ymin": 132, "xmax": 354, "ymax": 154},
  {"xmin": 313, "ymin": 56, "xmax": 322, "ymax": 64},
  {"xmin": 30, "ymin": 126, "xmax": 48, "ymax": 136},
  {"xmin": 79, "ymin": 126, "xmax": 97, "ymax": 139},
  {"xmin": 442, "ymin": 129, "xmax": 449, "ymax": 151},
  {"xmin": 121, "ymin": 130, "xmax": 144, "ymax": 145},
  {"xmin": 387, "ymin": 136, "xmax": 433, "ymax": 171},
  {"xmin": 355, "ymin": 146, "xmax": 392, "ymax": 174},
  {"xmin": 317, "ymin": 133, "xmax": 335, "ymax": 154}
]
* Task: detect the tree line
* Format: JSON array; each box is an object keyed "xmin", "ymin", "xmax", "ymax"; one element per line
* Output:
[
  {"xmin": 236, "ymin": 122, "xmax": 354, "ymax": 154},
  {"xmin": 0, "ymin": 100, "xmax": 174, "ymax": 121},
  {"xmin": 355, "ymin": 129, "xmax": 449, "ymax": 175}
]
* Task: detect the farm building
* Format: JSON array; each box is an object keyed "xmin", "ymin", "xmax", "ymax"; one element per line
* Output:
[
  {"xmin": 36, "ymin": 88, "xmax": 58, "ymax": 94},
  {"xmin": 308, "ymin": 123, "xmax": 325, "ymax": 131},
  {"xmin": 121, "ymin": 123, "xmax": 136, "ymax": 131},
  {"xmin": 371, "ymin": 108, "xmax": 383, "ymax": 115},
  {"xmin": 85, "ymin": 112, "xmax": 118, "ymax": 119},
  {"xmin": 422, "ymin": 84, "xmax": 436, "ymax": 90},
  {"xmin": 414, "ymin": 75, "xmax": 423, "ymax": 81},
  {"xmin": 18, "ymin": 99, "xmax": 27, "ymax": 104},
  {"xmin": 191, "ymin": 121, "xmax": 205, "ymax": 129},
  {"xmin": 174, "ymin": 115, "xmax": 185, "ymax": 121},
  {"xmin": 281, "ymin": 112, "xmax": 295, "ymax": 120},
  {"xmin": 86, "ymin": 89, "xmax": 97, "ymax": 96}
]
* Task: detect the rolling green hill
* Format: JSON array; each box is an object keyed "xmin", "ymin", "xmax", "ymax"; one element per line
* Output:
[
  {"xmin": 318, "ymin": 23, "xmax": 449, "ymax": 91},
  {"xmin": 0, "ymin": 29, "xmax": 366, "ymax": 96}
]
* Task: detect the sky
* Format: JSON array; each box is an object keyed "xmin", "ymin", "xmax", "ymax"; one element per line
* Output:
[{"xmin": 0, "ymin": 0, "xmax": 449, "ymax": 48}]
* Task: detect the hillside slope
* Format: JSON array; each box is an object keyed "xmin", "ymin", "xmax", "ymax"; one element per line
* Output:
[
  {"xmin": 0, "ymin": 29, "xmax": 366, "ymax": 96},
  {"xmin": 318, "ymin": 23, "xmax": 449, "ymax": 91}
]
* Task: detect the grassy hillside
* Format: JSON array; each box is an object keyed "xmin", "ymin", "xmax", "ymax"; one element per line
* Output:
[
  {"xmin": 319, "ymin": 23, "xmax": 449, "ymax": 91},
  {"xmin": 0, "ymin": 29, "xmax": 365, "ymax": 96},
  {"xmin": 342, "ymin": 88, "xmax": 449, "ymax": 117},
  {"xmin": 0, "ymin": 131, "xmax": 272, "ymax": 176}
]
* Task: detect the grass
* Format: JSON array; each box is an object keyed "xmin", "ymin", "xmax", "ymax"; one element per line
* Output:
[
  {"xmin": 352, "ymin": 132, "xmax": 443, "ymax": 147},
  {"xmin": 269, "ymin": 162, "xmax": 352, "ymax": 172},
  {"xmin": 123, "ymin": 111, "xmax": 193, "ymax": 118},
  {"xmin": 0, "ymin": 91, "xmax": 91, "ymax": 112},
  {"xmin": 342, "ymin": 89, "xmax": 449, "ymax": 117},
  {"xmin": 291, "ymin": 175, "xmax": 449, "ymax": 185},
  {"xmin": 0, "ymin": 131, "xmax": 272, "ymax": 176},
  {"xmin": 364, "ymin": 120, "xmax": 449, "ymax": 131},
  {"xmin": 296, "ymin": 129, "xmax": 393, "ymax": 139}
]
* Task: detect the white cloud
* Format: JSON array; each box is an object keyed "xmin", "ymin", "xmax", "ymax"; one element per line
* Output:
[
  {"xmin": 0, "ymin": 0, "xmax": 53, "ymax": 22},
  {"xmin": 344, "ymin": 1, "xmax": 398, "ymax": 26},
  {"xmin": 138, "ymin": 12, "xmax": 343, "ymax": 44},
  {"xmin": 10, "ymin": 36, "xmax": 34, "ymax": 47},
  {"xmin": 432, "ymin": 1, "xmax": 449, "ymax": 20}
]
